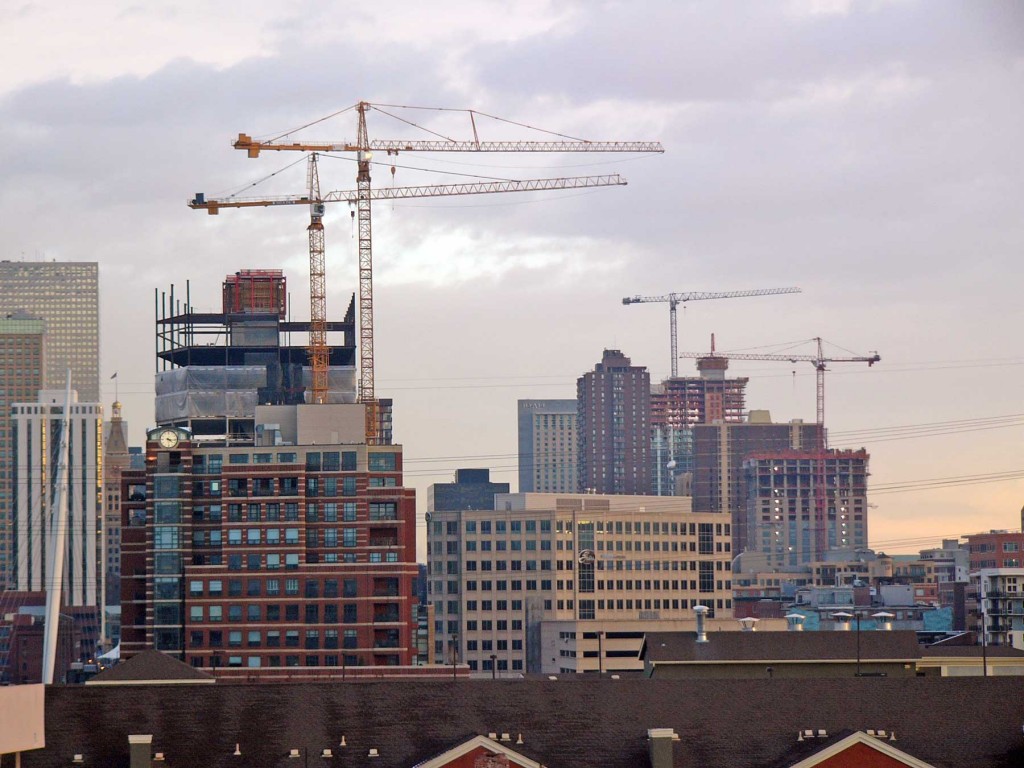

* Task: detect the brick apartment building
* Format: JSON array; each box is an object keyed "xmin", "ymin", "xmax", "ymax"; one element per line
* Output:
[
  {"xmin": 119, "ymin": 411, "xmax": 418, "ymax": 675},
  {"xmin": 965, "ymin": 527, "xmax": 1024, "ymax": 570},
  {"xmin": 577, "ymin": 350, "xmax": 651, "ymax": 495}
]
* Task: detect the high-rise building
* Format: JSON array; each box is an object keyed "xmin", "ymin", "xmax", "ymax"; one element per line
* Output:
[
  {"xmin": 691, "ymin": 412, "xmax": 819, "ymax": 555},
  {"xmin": 102, "ymin": 399, "xmax": 130, "ymax": 611},
  {"xmin": 650, "ymin": 355, "xmax": 749, "ymax": 495},
  {"xmin": 0, "ymin": 312, "xmax": 45, "ymax": 589},
  {"xmin": 427, "ymin": 492, "xmax": 734, "ymax": 675},
  {"xmin": 119, "ymin": 269, "xmax": 417, "ymax": 677},
  {"xmin": 743, "ymin": 449, "xmax": 870, "ymax": 569},
  {"xmin": 577, "ymin": 350, "xmax": 651, "ymax": 495},
  {"xmin": 517, "ymin": 399, "xmax": 578, "ymax": 493},
  {"xmin": 10, "ymin": 389, "xmax": 103, "ymax": 656},
  {"xmin": 0, "ymin": 261, "xmax": 99, "ymax": 402},
  {"xmin": 119, "ymin": 412, "xmax": 418, "ymax": 674},
  {"xmin": 428, "ymin": 468, "xmax": 509, "ymax": 513}
]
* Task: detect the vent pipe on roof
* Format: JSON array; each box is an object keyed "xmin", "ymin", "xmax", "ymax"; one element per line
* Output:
[
  {"xmin": 647, "ymin": 729, "xmax": 679, "ymax": 768},
  {"xmin": 738, "ymin": 617, "xmax": 759, "ymax": 632},
  {"xmin": 785, "ymin": 613, "xmax": 805, "ymax": 632},
  {"xmin": 832, "ymin": 612, "xmax": 853, "ymax": 631},
  {"xmin": 694, "ymin": 605, "xmax": 709, "ymax": 643},
  {"xmin": 872, "ymin": 612, "xmax": 895, "ymax": 631}
]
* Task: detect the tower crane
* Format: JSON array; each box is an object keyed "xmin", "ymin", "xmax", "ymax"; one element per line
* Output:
[
  {"xmin": 623, "ymin": 287, "xmax": 802, "ymax": 377},
  {"xmin": 680, "ymin": 336, "xmax": 880, "ymax": 554},
  {"xmin": 680, "ymin": 336, "xmax": 880, "ymax": 438},
  {"xmin": 193, "ymin": 101, "xmax": 663, "ymax": 442}
]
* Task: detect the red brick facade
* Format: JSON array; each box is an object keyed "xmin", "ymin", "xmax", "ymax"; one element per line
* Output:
[{"xmin": 120, "ymin": 431, "xmax": 418, "ymax": 675}]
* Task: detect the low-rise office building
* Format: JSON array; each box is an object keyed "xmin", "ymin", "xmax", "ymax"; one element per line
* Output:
[{"xmin": 427, "ymin": 492, "xmax": 734, "ymax": 675}]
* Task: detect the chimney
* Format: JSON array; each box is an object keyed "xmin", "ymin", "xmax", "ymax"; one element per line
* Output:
[
  {"xmin": 694, "ymin": 605, "xmax": 709, "ymax": 643},
  {"xmin": 872, "ymin": 611, "xmax": 894, "ymax": 631},
  {"xmin": 785, "ymin": 613, "xmax": 805, "ymax": 632},
  {"xmin": 738, "ymin": 617, "xmax": 759, "ymax": 632},
  {"xmin": 647, "ymin": 728, "xmax": 679, "ymax": 768},
  {"xmin": 128, "ymin": 735, "xmax": 152, "ymax": 768}
]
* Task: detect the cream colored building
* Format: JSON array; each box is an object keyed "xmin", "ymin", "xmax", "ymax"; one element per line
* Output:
[{"xmin": 427, "ymin": 492, "xmax": 735, "ymax": 676}]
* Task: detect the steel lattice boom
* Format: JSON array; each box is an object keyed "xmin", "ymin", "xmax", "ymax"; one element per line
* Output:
[{"xmin": 623, "ymin": 287, "xmax": 801, "ymax": 377}]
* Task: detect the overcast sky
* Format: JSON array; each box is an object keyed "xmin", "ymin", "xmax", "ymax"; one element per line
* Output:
[{"xmin": 2, "ymin": 0, "xmax": 1022, "ymax": 555}]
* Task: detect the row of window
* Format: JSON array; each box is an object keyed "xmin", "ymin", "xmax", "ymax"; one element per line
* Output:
[
  {"xmin": 189, "ymin": 603, "xmax": 363, "ymax": 624},
  {"xmin": 192, "ymin": 451, "xmax": 398, "ymax": 473},
  {"xmin": 433, "ymin": 519, "xmax": 728, "ymax": 537},
  {"xmin": 191, "ymin": 653, "xmax": 386, "ymax": 669},
  {"xmin": 194, "ymin": 550, "xmax": 398, "ymax": 570},
  {"xmin": 188, "ymin": 577, "xmax": 365, "ymax": 598}
]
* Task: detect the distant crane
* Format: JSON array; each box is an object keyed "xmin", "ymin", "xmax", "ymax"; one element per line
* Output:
[
  {"xmin": 680, "ymin": 336, "xmax": 880, "ymax": 554},
  {"xmin": 622, "ymin": 288, "xmax": 801, "ymax": 377},
  {"xmin": 193, "ymin": 101, "xmax": 663, "ymax": 441},
  {"xmin": 680, "ymin": 335, "xmax": 880, "ymax": 439}
]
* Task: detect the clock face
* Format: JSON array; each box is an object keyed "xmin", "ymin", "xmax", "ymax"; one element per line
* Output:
[{"xmin": 159, "ymin": 430, "xmax": 179, "ymax": 449}]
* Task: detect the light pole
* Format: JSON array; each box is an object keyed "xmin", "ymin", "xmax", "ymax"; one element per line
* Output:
[{"xmin": 490, "ymin": 654, "xmax": 497, "ymax": 680}]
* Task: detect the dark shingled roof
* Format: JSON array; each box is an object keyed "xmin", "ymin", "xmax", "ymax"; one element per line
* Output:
[
  {"xmin": 23, "ymin": 677, "xmax": 1024, "ymax": 768},
  {"xmin": 86, "ymin": 649, "xmax": 215, "ymax": 684},
  {"xmin": 642, "ymin": 630, "xmax": 923, "ymax": 663}
]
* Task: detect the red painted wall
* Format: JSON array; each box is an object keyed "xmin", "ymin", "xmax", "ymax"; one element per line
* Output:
[{"xmin": 814, "ymin": 741, "xmax": 917, "ymax": 767}]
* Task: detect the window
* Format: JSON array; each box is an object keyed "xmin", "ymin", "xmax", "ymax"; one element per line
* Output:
[
  {"xmin": 285, "ymin": 578, "xmax": 300, "ymax": 596},
  {"xmin": 368, "ymin": 453, "xmax": 397, "ymax": 471}
]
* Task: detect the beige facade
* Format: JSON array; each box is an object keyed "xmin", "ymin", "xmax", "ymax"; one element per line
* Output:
[
  {"xmin": 0, "ymin": 261, "xmax": 99, "ymax": 402},
  {"xmin": 517, "ymin": 400, "xmax": 578, "ymax": 494},
  {"xmin": 427, "ymin": 492, "xmax": 734, "ymax": 676},
  {"xmin": 539, "ymin": 616, "xmax": 787, "ymax": 674},
  {"xmin": 0, "ymin": 313, "xmax": 45, "ymax": 589}
]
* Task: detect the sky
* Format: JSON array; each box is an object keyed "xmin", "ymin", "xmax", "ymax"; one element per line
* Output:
[{"xmin": 1, "ymin": 0, "xmax": 1022, "ymax": 556}]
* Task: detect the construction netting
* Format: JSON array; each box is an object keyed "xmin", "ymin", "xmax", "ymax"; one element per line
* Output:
[{"xmin": 155, "ymin": 366, "xmax": 266, "ymax": 421}]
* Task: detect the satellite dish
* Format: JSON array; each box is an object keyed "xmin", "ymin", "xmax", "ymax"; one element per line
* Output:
[{"xmin": 666, "ymin": 460, "xmax": 677, "ymax": 469}]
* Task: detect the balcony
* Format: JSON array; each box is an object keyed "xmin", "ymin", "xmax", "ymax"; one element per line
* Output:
[{"xmin": 373, "ymin": 608, "xmax": 401, "ymax": 623}]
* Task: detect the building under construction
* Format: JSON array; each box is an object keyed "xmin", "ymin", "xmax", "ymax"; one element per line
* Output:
[
  {"xmin": 650, "ymin": 355, "xmax": 749, "ymax": 495},
  {"xmin": 154, "ymin": 270, "xmax": 391, "ymax": 445},
  {"xmin": 743, "ymin": 448, "xmax": 870, "ymax": 569}
]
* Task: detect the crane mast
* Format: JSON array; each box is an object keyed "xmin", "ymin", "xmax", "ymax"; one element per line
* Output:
[
  {"xmin": 622, "ymin": 287, "xmax": 801, "ymax": 377},
  {"xmin": 197, "ymin": 101, "xmax": 663, "ymax": 442},
  {"xmin": 307, "ymin": 153, "xmax": 329, "ymax": 404},
  {"xmin": 355, "ymin": 104, "xmax": 377, "ymax": 440}
]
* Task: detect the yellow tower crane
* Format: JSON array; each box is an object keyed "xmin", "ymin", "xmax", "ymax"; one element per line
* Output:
[{"xmin": 192, "ymin": 101, "xmax": 663, "ymax": 442}]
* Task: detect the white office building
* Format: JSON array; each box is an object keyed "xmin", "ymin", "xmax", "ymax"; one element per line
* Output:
[{"xmin": 11, "ymin": 390, "xmax": 102, "ymax": 607}]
